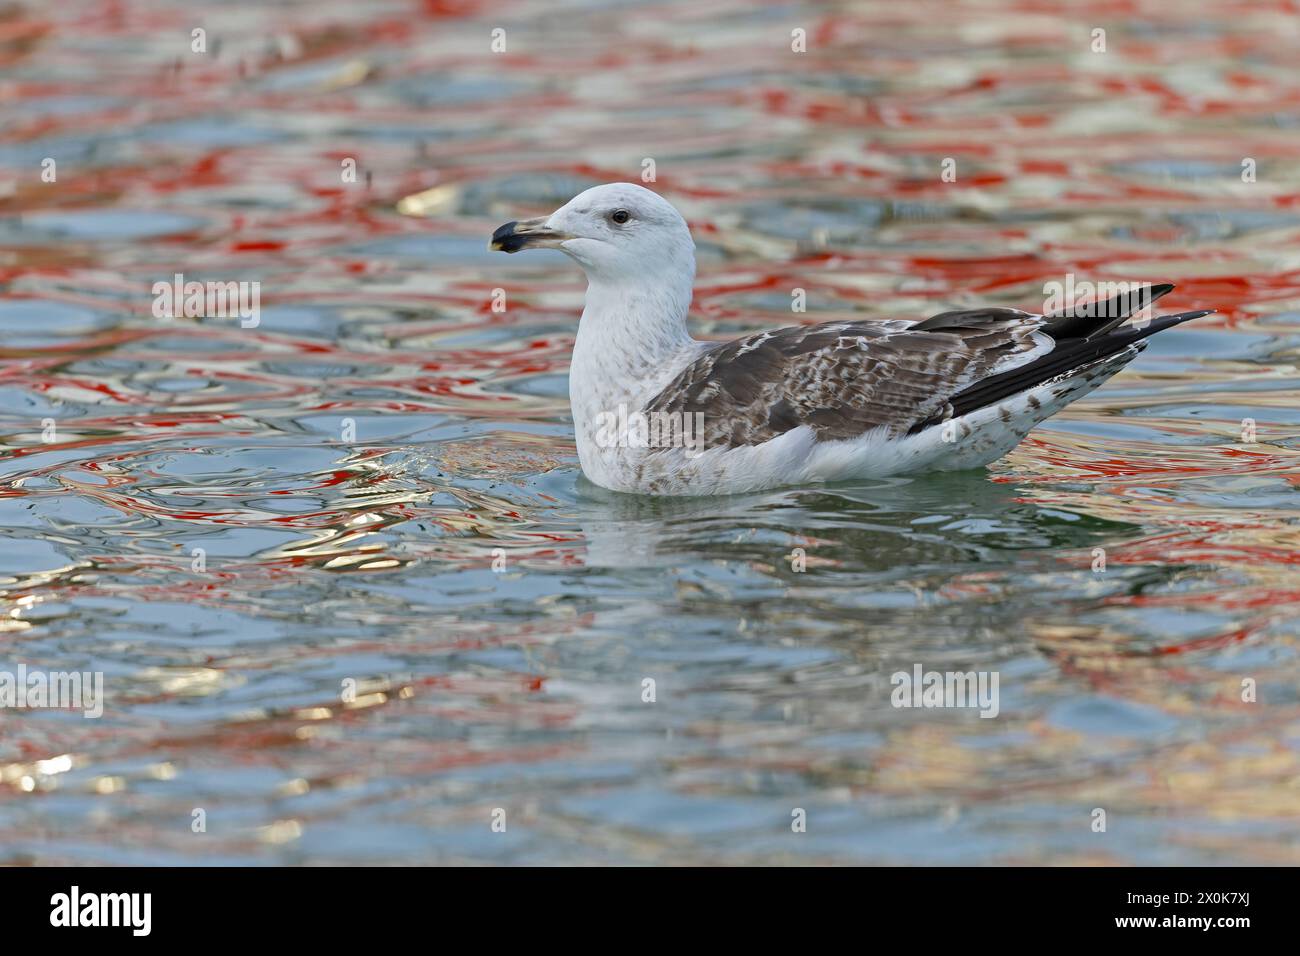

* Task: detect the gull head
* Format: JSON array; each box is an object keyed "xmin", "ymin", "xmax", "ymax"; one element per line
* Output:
[{"xmin": 490, "ymin": 183, "xmax": 694, "ymax": 283}]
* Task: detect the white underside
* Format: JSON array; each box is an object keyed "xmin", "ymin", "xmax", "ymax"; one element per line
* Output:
[{"xmin": 575, "ymin": 346, "xmax": 1141, "ymax": 496}]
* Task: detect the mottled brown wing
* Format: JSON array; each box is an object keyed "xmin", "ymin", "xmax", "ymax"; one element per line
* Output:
[{"xmin": 643, "ymin": 312, "xmax": 1043, "ymax": 449}]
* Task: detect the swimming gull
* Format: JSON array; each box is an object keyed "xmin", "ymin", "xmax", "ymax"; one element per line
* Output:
[{"xmin": 490, "ymin": 183, "xmax": 1213, "ymax": 496}]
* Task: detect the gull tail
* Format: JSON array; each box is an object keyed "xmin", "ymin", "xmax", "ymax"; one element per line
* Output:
[{"xmin": 910, "ymin": 287, "xmax": 1213, "ymax": 433}]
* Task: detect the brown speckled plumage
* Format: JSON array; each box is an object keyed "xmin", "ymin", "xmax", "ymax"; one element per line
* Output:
[{"xmin": 644, "ymin": 311, "xmax": 1044, "ymax": 449}]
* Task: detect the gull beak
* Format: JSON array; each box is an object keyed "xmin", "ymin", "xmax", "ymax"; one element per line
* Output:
[{"xmin": 490, "ymin": 216, "xmax": 572, "ymax": 253}]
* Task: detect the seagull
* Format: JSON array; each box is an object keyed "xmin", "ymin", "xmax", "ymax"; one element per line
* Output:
[{"xmin": 491, "ymin": 183, "xmax": 1213, "ymax": 496}]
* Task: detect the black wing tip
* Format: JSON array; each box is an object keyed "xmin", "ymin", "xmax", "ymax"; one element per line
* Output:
[
  {"xmin": 1175, "ymin": 307, "xmax": 1214, "ymax": 320},
  {"xmin": 1046, "ymin": 281, "xmax": 1180, "ymax": 341},
  {"xmin": 907, "ymin": 303, "xmax": 1214, "ymax": 435},
  {"xmin": 1045, "ymin": 281, "xmax": 1176, "ymax": 316},
  {"xmin": 1140, "ymin": 307, "xmax": 1215, "ymax": 334}
]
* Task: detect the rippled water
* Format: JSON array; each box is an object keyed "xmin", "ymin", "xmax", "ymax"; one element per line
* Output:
[{"xmin": 3, "ymin": 0, "xmax": 1300, "ymax": 865}]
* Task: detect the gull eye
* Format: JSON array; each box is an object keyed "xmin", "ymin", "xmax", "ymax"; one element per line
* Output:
[{"xmin": 610, "ymin": 209, "xmax": 630, "ymax": 224}]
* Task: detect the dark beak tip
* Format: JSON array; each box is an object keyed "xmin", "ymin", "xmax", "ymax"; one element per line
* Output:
[{"xmin": 489, "ymin": 220, "xmax": 518, "ymax": 252}]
